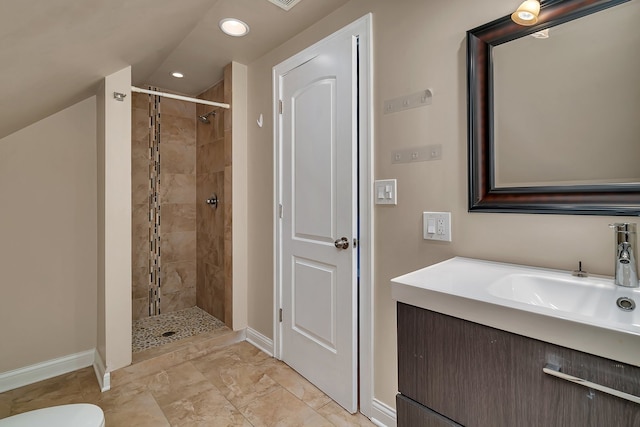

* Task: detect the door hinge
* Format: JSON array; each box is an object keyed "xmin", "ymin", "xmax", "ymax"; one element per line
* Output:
[
  {"xmin": 279, "ymin": 100, "xmax": 283, "ymax": 114},
  {"xmin": 279, "ymin": 204, "xmax": 283, "ymax": 219},
  {"xmin": 279, "ymin": 308, "xmax": 283, "ymax": 322}
]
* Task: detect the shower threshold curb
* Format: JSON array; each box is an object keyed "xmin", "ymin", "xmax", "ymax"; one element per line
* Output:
[{"xmin": 111, "ymin": 328, "xmax": 245, "ymax": 388}]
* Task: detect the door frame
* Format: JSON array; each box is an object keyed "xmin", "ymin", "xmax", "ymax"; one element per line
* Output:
[{"xmin": 273, "ymin": 13, "xmax": 374, "ymax": 417}]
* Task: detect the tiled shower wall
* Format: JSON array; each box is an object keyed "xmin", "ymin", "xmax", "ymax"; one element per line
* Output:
[
  {"xmin": 132, "ymin": 94, "xmax": 152, "ymax": 319},
  {"xmin": 132, "ymin": 92, "xmax": 152, "ymax": 320},
  {"xmin": 196, "ymin": 67, "xmax": 232, "ymax": 325},
  {"xmin": 158, "ymin": 97, "xmax": 197, "ymax": 314},
  {"xmin": 131, "ymin": 91, "xmax": 197, "ymax": 320}
]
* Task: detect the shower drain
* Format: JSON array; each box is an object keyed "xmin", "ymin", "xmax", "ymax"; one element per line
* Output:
[
  {"xmin": 616, "ymin": 297, "xmax": 636, "ymax": 312},
  {"xmin": 161, "ymin": 331, "xmax": 176, "ymax": 337}
]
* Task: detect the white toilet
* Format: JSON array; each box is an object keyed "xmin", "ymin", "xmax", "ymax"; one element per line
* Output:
[{"xmin": 0, "ymin": 404, "xmax": 104, "ymax": 427}]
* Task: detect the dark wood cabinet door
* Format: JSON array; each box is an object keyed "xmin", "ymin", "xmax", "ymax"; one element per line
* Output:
[
  {"xmin": 397, "ymin": 302, "xmax": 640, "ymax": 427},
  {"xmin": 511, "ymin": 335, "xmax": 640, "ymax": 426},
  {"xmin": 397, "ymin": 394, "xmax": 462, "ymax": 427}
]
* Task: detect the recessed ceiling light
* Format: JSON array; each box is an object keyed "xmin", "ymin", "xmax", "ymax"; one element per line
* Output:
[
  {"xmin": 219, "ymin": 18, "xmax": 250, "ymax": 37},
  {"xmin": 172, "ymin": 72, "xmax": 184, "ymax": 78}
]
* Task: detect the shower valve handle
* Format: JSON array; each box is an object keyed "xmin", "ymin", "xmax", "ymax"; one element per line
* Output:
[{"xmin": 206, "ymin": 194, "xmax": 219, "ymax": 209}]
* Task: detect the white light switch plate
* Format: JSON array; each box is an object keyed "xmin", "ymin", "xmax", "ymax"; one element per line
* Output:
[
  {"xmin": 375, "ymin": 179, "xmax": 397, "ymax": 205},
  {"xmin": 423, "ymin": 212, "xmax": 451, "ymax": 241}
]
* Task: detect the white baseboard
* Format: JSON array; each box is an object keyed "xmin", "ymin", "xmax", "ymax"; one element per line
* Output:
[
  {"xmin": 369, "ymin": 398, "xmax": 397, "ymax": 427},
  {"xmin": 245, "ymin": 327, "xmax": 274, "ymax": 356},
  {"xmin": 92, "ymin": 350, "xmax": 110, "ymax": 392},
  {"xmin": 0, "ymin": 350, "xmax": 95, "ymax": 393}
]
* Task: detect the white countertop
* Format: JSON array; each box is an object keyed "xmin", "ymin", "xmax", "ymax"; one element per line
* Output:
[{"xmin": 391, "ymin": 257, "xmax": 640, "ymax": 367}]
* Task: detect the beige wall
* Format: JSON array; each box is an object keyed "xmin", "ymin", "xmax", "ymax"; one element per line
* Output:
[
  {"xmin": 245, "ymin": 0, "xmax": 639, "ymax": 409},
  {"xmin": 231, "ymin": 62, "xmax": 249, "ymax": 332},
  {"xmin": 97, "ymin": 67, "xmax": 132, "ymax": 373},
  {"xmin": 0, "ymin": 96, "xmax": 97, "ymax": 373}
]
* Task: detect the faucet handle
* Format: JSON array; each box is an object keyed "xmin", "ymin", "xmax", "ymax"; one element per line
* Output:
[
  {"xmin": 610, "ymin": 223, "xmax": 637, "ymax": 232},
  {"xmin": 610, "ymin": 223, "xmax": 637, "ymax": 243}
]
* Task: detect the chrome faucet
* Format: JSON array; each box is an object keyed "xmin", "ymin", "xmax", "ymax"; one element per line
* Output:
[{"xmin": 610, "ymin": 223, "xmax": 638, "ymax": 288}]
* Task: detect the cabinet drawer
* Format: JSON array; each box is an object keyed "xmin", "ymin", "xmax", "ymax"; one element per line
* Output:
[
  {"xmin": 397, "ymin": 394, "xmax": 462, "ymax": 427},
  {"xmin": 397, "ymin": 302, "xmax": 640, "ymax": 427}
]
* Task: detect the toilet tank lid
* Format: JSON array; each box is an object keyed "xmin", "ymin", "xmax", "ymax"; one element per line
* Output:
[{"xmin": 0, "ymin": 403, "xmax": 104, "ymax": 427}]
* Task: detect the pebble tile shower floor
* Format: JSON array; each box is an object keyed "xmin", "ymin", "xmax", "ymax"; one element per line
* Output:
[{"xmin": 132, "ymin": 306, "xmax": 226, "ymax": 353}]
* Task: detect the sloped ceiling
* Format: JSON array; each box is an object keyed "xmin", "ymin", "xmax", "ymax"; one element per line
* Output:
[{"xmin": 0, "ymin": 0, "xmax": 350, "ymax": 139}]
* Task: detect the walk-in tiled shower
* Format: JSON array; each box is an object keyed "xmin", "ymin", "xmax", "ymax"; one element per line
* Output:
[{"xmin": 130, "ymin": 65, "xmax": 233, "ymax": 353}]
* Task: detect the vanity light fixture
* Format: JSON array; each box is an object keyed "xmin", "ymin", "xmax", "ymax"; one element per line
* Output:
[
  {"xmin": 511, "ymin": 0, "xmax": 541, "ymax": 26},
  {"xmin": 171, "ymin": 72, "xmax": 184, "ymax": 78},
  {"xmin": 219, "ymin": 18, "xmax": 250, "ymax": 37}
]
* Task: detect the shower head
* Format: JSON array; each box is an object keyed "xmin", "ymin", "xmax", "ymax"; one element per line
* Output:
[{"xmin": 198, "ymin": 110, "xmax": 217, "ymax": 124}]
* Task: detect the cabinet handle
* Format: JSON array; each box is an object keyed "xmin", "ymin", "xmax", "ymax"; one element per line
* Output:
[{"xmin": 543, "ymin": 363, "xmax": 640, "ymax": 405}]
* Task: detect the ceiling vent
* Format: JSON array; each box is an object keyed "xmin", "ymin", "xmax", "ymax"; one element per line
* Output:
[{"xmin": 268, "ymin": 0, "xmax": 303, "ymax": 11}]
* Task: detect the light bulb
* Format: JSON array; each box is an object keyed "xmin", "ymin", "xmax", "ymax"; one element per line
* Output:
[{"xmin": 511, "ymin": 0, "xmax": 540, "ymax": 26}]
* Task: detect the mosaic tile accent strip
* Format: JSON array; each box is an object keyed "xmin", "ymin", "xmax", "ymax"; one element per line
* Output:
[
  {"xmin": 149, "ymin": 90, "xmax": 161, "ymax": 316},
  {"xmin": 132, "ymin": 306, "xmax": 226, "ymax": 353}
]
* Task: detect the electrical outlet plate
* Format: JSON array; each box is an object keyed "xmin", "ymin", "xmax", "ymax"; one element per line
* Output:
[{"xmin": 423, "ymin": 212, "xmax": 451, "ymax": 242}]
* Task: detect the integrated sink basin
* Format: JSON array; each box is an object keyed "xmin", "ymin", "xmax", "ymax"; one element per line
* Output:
[
  {"xmin": 391, "ymin": 257, "xmax": 640, "ymax": 367},
  {"xmin": 488, "ymin": 273, "xmax": 621, "ymax": 318}
]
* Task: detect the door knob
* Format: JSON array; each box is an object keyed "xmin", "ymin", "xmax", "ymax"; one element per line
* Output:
[{"xmin": 334, "ymin": 237, "xmax": 349, "ymax": 250}]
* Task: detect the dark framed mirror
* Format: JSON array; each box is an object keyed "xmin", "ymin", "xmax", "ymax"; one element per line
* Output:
[{"xmin": 467, "ymin": 0, "xmax": 640, "ymax": 215}]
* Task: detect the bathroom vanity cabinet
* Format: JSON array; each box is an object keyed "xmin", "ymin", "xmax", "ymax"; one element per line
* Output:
[{"xmin": 396, "ymin": 302, "xmax": 640, "ymax": 427}]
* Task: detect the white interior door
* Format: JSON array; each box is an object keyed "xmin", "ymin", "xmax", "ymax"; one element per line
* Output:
[{"xmin": 277, "ymin": 30, "xmax": 358, "ymax": 412}]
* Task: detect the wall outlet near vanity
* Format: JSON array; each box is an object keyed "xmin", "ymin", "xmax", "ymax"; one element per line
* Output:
[{"xmin": 423, "ymin": 212, "xmax": 451, "ymax": 242}]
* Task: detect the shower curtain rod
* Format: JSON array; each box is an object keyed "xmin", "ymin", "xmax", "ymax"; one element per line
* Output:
[{"xmin": 131, "ymin": 86, "xmax": 230, "ymax": 109}]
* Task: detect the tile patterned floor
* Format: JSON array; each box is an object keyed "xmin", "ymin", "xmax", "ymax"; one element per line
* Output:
[
  {"xmin": 132, "ymin": 306, "xmax": 227, "ymax": 353},
  {"xmin": 0, "ymin": 341, "xmax": 376, "ymax": 426}
]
